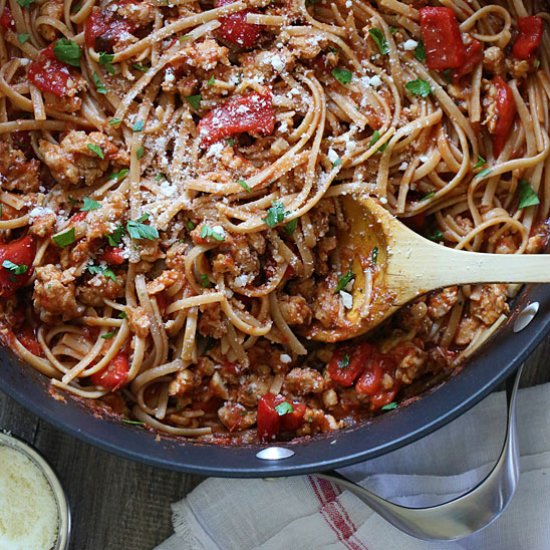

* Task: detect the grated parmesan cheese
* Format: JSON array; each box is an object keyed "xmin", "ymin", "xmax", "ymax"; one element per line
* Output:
[
  {"xmin": 401, "ymin": 39, "xmax": 418, "ymax": 51},
  {"xmin": 339, "ymin": 291, "xmax": 353, "ymax": 309},
  {"xmin": 0, "ymin": 446, "xmax": 59, "ymax": 550},
  {"xmin": 327, "ymin": 148, "xmax": 340, "ymax": 164}
]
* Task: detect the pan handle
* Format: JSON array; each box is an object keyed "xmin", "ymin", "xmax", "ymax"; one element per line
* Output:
[{"xmin": 317, "ymin": 363, "xmax": 523, "ymax": 542}]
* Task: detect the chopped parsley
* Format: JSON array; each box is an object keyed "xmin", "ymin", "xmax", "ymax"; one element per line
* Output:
[
  {"xmin": 369, "ymin": 130, "xmax": 388, "ymax": 152},
  {"xmin": 335, "ymin": 270, "xmax": 355, "ymax": 293},
  {"xmin": 185, "ymin": 94, "xmax": 202, "ymax": 110},
  {"xmin": 109, "ymin": 118, "xmax": 121, "ymax": 126},
  {"xmin": 427, "ymin": 229, "xmax": 444, "ymax": 242},
  {"xmin": 474, "ymin": 154, "xmax": 486, "ymax": 170},
  {"xmin": 53, "ymin": 38, "xmax": 81, "ymax": 67},
  {"xmin": 381, "ymin": 402, "xmax": 398, "ymax": 411},
  {"xmin": 118, "ymin": 311, "xmax": 127, "ymax": 319},
  {"xmin": 200, "ymin": 274, "xmax": 212, "ymax": 288},
  {"xmin": 121, "ymin": 419, "xmax": 144, "ymax": 425},
  {"xmin": 53, "ymin": 228, "xmax": 75, "ymax": 248},
  {"xmin": 421, "ymin": 191, "xmax": 435, "ymax": 201},
  {"xmin": 186, "ymin": 220, "xmax": 196, "ymax": 231},
  {"xmin": 369, "ymin": 130, "xmax": 381, "ymax": 147},
  {"xmin": 88, "ymin": 264, "xmax": 117, "ymax": 282},
  {"xmin": 415, "ymin": 40, "xmax": 426, "ymax": 62},
  {"xmin": 2, "ymin": 260, "xmax": 28, "ymax": 275},
  {"xmin": 337, "ymin": 354, "xmax": 350, "ymax": 369},
  {"xmin": 476, "ymin": 167, "xmax": 492, "ymax": 179},
  {"xmin": 405, "ymin": 78, "xmax": 432, "ymax": 98},
  {"xmin": 127, "ymin": 214, "xmax": 159, "ymax": 241},
  {"xmin": 237, "ymin": 179, "xmax": 251, "ymax": 192},
  {"xmin": 263, "ymin": 200, "xmax": 288, "ymax": 228},
  {"xmin": 332, "ymin": 67, "xmax": 353, "ymax": 85},
  {"xmin": 284, "ymin": 218, "xmax": 298, "ymax": 235},
  {"xmin": 92, "ymin": 73, "xmax": 107, "ymax": 94},
  {"xmin": 371, "ymin": 246, "xmax": 379, "ymax": 265},
  {"xmin": 332, "ymin": 158, "xmax": 342, "ymax": 167},
  {"xmin": 101, "ymin": 331, "xmax": 116, "ymax": 340},
  {"xmin": 207, "ymin": 75, "xmax": 215, "ymax": 86},
  {"xmin": 275, "ymin": 402, "xmax": 294, "ymax": 416},
  {"xmin": 136, "ymin": 146, "xmax": 144, "ymax": 160},
  {"xmin": 132, "ymin": 120, "xmax": 144, "ymax": 132},
  {"xmin": 17, "ymin": 34, "xmax": 30, "ymax": 44},
  {"xmin": 108, "ymin": 169, "xmax": 129, "ymax": 181},
  {"xmin": 16, "ymin": 0, "xmax": 35, "ymax": 9},
  {"xmin": 518, "ymin": 180, "xmax": 540, "ymax": 209},
  {"xmin": 87, "ymin": 143, "xmax": 104, "ymax": 159},
  {"xmin": 106, "ymin": 224, "xmax": 125, "ymax": 246},
  {"xmin": 99, "ymin": 52, "xmax": 115, "ymax": 75},
  {"xmin": 369, "ymin": 28, "xmax": 389, "ymax": 55},
  {"xmin": 442, "ymin": 69, "xmax": 453, "ymax": 84},
  {"xmin": 200, "ymin": 224, "xmax": 225, "ymax": 241},
  {"xmin": 155, "ymin": 173, "xmax": 165, "ymax": 182},
  {"xmin": 132, "ymin": 63, "xmax": 149, "ymax": 72},
  {"xmin": 80, "ymin": 197, "xmax": 101, "ymax": 211}
]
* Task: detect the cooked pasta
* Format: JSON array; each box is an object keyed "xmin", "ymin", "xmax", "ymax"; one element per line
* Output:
[{"xmin": 0, "ymin": 0, "xmax": 548, "ymax": 443}]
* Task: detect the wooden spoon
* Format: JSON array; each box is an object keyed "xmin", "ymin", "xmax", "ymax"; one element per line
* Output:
[{"xmin": 305, "ymin": 195, "xmax": 549, "ymax": 342}]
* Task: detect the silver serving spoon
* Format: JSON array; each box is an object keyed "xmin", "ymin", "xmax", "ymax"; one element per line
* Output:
[{"xmin": 318, "ymin": 363, "xmax": 523, "ymax": 541}]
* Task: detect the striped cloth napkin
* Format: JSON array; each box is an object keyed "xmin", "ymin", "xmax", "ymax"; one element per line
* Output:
[{"xmin": 155, "ymin": 383, "xmax": 550, "ymax": 550}]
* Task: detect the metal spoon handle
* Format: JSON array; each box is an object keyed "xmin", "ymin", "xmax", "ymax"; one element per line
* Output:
[{"xmin": 318, "ymin": 364, "xmax": 523, "ymax": 542}]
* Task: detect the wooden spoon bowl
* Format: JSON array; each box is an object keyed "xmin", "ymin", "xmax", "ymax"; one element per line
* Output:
[{"xmin": 305, "ymin": 195, "xmax": 550, "ymax": 343}]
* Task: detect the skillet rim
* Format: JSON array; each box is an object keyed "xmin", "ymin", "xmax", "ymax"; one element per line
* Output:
[{"xmin": 0, "ymin": 282, "xmax": 549, "ymax": 477}]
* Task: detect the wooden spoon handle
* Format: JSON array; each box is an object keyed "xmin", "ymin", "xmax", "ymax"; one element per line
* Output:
[{"xmin": 400, "ymin": 247, "xmax": 550, "ymax": 295}]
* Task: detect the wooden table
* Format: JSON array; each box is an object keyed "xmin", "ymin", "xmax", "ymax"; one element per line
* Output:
[{"xmin": 2, "ymin": 337, "xmax": 550, "ymax": 550}]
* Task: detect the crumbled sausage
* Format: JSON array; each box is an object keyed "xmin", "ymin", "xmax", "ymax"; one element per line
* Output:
[
  {"xmin": 39, "ymin": 131, "xmax": 128, "ymax": 186},
  {"xmin": 147, "ymin": 270, "xmax": 181, "ymax": 295},
  {"xmin": 218, "ymin": 403, "xmax": 256, "ymax": 431},
  {"xmin": 198, "ymin": 303, "xmax": 226, "ymax": 339},
  {"xmin": 77, "ymin": 272, "xmax": 126, "ymax": 307},
  {"xmin": 125, "ymin": 306, "xmax": 151, "ymax": 338},
  {"xmin": 284, "ymin": 367, "xmax": 325, "ymax": 395},
  {"xmin": 278, "ymin": 294, "xmax": 312, "ymax": 326},
  {"xmin": 37, "ymin": 0, "xmax": 63, "ymax": 41},
  {"xmin": 0, "ymin": 141, "xmax": 40, "ymax": 193},
  {"xmin": 455, "ymin": 316, "xmax": 481, "ymax": 346},
  {"xmin": 483, "ymin": 46, "xmax": 504, "ymax": 75},
  {"xmin": 33, "ymin": 265, "xmax": 84, "ymax": 322},
  {"xmin": 469, "ymin": 284, "xmax": 509, "ymax": 325},
  {"xmin": 427, "ymin": 287, "xmax": 458, "ymax": 319}
]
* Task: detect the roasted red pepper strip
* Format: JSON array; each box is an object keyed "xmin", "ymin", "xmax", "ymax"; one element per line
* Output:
[
  {"xmin": 0, "ymin": 235, "xmax": 36, "ymax": 298},
  {"xmin": 327, "ymin": 343, "xmax": 375, "ymax": 387},
  {"xmin": 89, "ymin": 350, "xmax": 130, "ymax": 391},
  {"xmin": 257, "ymin": 394, "xmax": 306, "ymax": 441},
  {"xmin": 214, "ymin": 0, "xmax": 261, "ymax": 49},
  {"xmin": 512, "ymin": 16, "xmax": 544, "ymax": 61},
  {"xmin": 453, "ymin": 39, "xmax": 484, "ymax": 81},
  {"xmin": 490, "ymin": 76, "xmax": 517, "ymax": 157},
  {"xmin": 84, "ymin": 7, "xmax": 137, "ymax": 51},
  {"xmin": 28, "ymin": 44, "xmax": 73, "ymax": 97},
  {"xmin": 198, "ymin": 91, "xmax": 275, "ymax": 147},
  {"xmin": 257, "ymin": 393, "xmax": 281, "ymax": 441},
  {"xmin": 355, "ymin": 353, "xmax": 399, "ymax": 411},
  {"xmin": 15, "ymin": 325, "xmax": 43, "ymax": 357},
  {"xmin": 0, "ymin": 7, "xmax": 15, "ymax": 30},
  {"xmin": 101, "ymin": 246, "xmax": 126, "ymax": 265},
  {"xmin": 280, "ymin": 402, "xmax": 306, "ymax": 432},
  {"xmin": 419, "ymin": 7, "xmax": 466, "ymax": 70}
]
